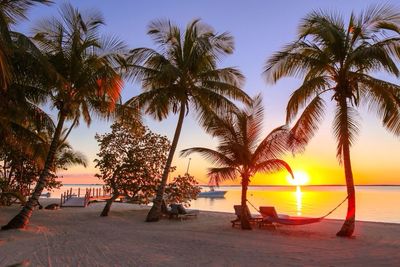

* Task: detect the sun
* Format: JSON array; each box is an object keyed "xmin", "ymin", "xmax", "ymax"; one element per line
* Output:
[{"xmin": 286, "ymin": 170, "xmax": 310, "ymax": 186}]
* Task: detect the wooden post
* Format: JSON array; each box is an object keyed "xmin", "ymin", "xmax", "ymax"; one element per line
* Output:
[
  {"xmin": 69, "ymin": 188, "xmax": 72, "ymax": 198},
  {"xmin": 60, "ymin": 193, "xmax": 63, "ymax": 206},
  {"xmin": 78, "ymin": 188, "xmax": 80, "ymax": 197}
]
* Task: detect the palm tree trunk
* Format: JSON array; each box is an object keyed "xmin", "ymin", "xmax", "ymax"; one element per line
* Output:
[
  {"xmin": 336, "ymin": 98, "xmax": 356, "ymax": 237},
  {"xmin": 2, "ymin": 112, "xmax": 66, "ymax": 230},
  {"xmin": 336, "ymin": 140, "xmax": 356, "ymax": 237},
  {"xmin": 240, "ymin": 175, "xmax": 251, "ymax": 230},
  {"xmin": 146, "ymin": 103, "xmax": 186, "ymax": 222}
]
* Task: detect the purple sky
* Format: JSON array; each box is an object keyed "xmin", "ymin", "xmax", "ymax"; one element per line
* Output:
[{"xmin": 16, "ymin": 0, "xmax": 400, "ymax": 185}]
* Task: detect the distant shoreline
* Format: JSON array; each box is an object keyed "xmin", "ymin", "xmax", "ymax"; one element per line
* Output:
[{"xmin": 61, "ymin": 183, "xmax": 400, "ymax": 187}]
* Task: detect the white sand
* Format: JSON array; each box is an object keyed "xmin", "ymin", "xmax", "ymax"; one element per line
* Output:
[{"xmin": 1, "ymin": 198, "xmax": 400, "ymax": 266}]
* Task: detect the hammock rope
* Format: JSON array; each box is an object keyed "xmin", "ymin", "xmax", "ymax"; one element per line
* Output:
[{"xmin": 246, "ymin": 195, "xmax": 349, "ymax": 220}]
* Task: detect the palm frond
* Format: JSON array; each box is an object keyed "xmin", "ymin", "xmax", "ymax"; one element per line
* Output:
[
  {"xmin": 125, "ymin": 19, "xmax": 248, "ymax": 129},
  {"xmin": 264, "ymin": 41, "xmax": 333, "ymax": 83},
  {"xmin": 252, "ymin": 125, "xmax": 291, "ymax": 164},
  {"xmin": 333, "ymin": 99, "xmax": 360, "ymax": 162},
  {"xmin": 207, "ymin": 167, "xmax": 237, "ymax": 185},
  {"xmin": 286, "ymin": 76, "xmax": 331, "ymax": 123},
  {"xmin": 358, "ymin": 3, "xmax": 400, "ymax": 32},
  {"xmin": 0, "ymin": 0, "xmax": 52, "ymax": 25},
  {"xmin": 357, "ymin": 73, "xmax": 400, "ymax": 135},
  {"xmin": 193, "ymin": 87, "xmax": 242, "ymax": 128},
  {"xmin": 298, "ymin": 9, "xmax": 345, "ymax": 44},
  {"xmin": 244, "ymin": 94, "xmax": 264, "ymax": 149},
  {"xmin": 56, "ymin": 149, "xmax": 87, "ymax": 169},
  {"xmin": 289, "ymin": 96, "xmax": 326, "ymax": 151},
  {"xmin": 254, "ymin": 159, "xmax": 294, "ymax": 178},
  {"xmin": 180, "ymin": 147, "xmax": 234, "ymax": 167}
]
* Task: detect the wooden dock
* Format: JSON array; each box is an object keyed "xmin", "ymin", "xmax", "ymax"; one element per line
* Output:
[{"xmin": 60, "ymin": 187, "xmax": 118, "ymax": 207}]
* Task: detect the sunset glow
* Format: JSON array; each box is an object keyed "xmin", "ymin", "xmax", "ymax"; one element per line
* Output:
[{"xmin": 287, "ymin": 171, "xmax": 310, "ymax": 186}]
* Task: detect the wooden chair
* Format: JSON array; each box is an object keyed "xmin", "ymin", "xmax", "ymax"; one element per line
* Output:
[
  {"xmin": 231, "ymin": 205, "xmax": 263, "ymax": 227},
  {"xmin": 259, "ymin": 206, "xmax": 280, "ymax": 227}
]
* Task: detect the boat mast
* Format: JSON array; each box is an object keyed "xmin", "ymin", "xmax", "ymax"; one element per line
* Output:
[{"xmin": 186, "ymin": 158, "xmax": 192, "ymax": 175}]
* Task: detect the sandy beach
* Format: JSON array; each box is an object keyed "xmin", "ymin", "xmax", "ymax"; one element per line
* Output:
[{"xmin": 0, "ymin": 199, "xmax": 399, "ymax": 266}]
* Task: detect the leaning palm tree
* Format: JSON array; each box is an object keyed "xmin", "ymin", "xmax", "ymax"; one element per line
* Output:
[
  {"xmin": 264, "ymin": 5, "xmax": 400, "ymax": 237},
  {"xmin": 125, "ymin": 19, "xmax": 251, "ymax": 222},
  {"xmin": 181, "ymin": 95, "xmax": 295, "ymax": 229},
  {"xmin": 2, "ymin": 3, "xmax": 125, "ymax": 230}
]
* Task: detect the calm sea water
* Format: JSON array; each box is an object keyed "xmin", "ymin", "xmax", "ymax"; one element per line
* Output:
[{"xmin": 49, "ymin": 185, "xmax": 400, "ymax": 224}]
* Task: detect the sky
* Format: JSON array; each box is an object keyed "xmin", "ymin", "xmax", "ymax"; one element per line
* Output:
[{"xmin": 16, "ymin": 0, "xmax": 400, "ymax": 185}]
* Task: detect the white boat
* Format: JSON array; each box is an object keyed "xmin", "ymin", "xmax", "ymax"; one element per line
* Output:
[{"xmin": 198, "ymin": 186, "xmax": 226, "ymax": 198}]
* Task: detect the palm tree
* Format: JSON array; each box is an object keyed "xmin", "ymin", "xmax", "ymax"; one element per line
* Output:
[
  {"xmin": 125, "ymin": 19, "xmax": 251, "ymax": 222},
  {"xmin": 264, "ymin": 5, "xmax": 400, "ymax": 237},
  {"xmin": 2, "ymin": 3, "xmax": 125, "ymax": 230},
  {"xmin": 181, "ymin": 95, "xmax": 295, "ymax": 229},
  {"xmin": 0, "ymin": 0, "xmax": 52, "ymax": 90},
  {"xmin": 0, "ymin": 0, "xmax": 55, "ymax": 156}
]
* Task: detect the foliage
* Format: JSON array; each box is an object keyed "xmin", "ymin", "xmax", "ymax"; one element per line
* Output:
[
  {"xmin": 95, "ymin": 120, "xmax": 170, "ymax": 204},
  {"xmin": 165, "ymin": 174, "xmax": 201, "ymax": 207},
  {"xmin": 125, "ymin": 19, "xmax": 251, "ymax": 123},
  {"xmin": 32, "ymin": 3, "xmax": 127, "ymax": 125},
  {"xmin": 125, "ymin": 19, "xmax": 251, "ymax": 221},
  {"xmin": 1, "ymin": 3, "xmax": 130, "ymax": 230},
  {"xmin": 264, "ymin": 4, "xmax": 400, "ymax": 160},
  {"xmin": 181, "ymin": 94, "xmax": 296, "ymax": 228},
  {"xmin": 263, "ymin": 4, "xmax": 400, "ymax": 236},
  {"xmin": 95, "ymin": 121, "xmax": 201, "ymax": 207},
  {"xmin": 0, "ymin": 0, "xmax": 55, "ymax": 164},
  {"xmin": 0, "ymin": 0, "xmax": 52, "ymax": 90},
  {"xmin": 0, "ymin": 150, "xmax": 58, "ymax": 206},
  {"xmin": 182, "ymin": 94, "xmax": 296, "ymax": 184},
  {"xmin": 0, "ymin": 137, "xmax": 87, "ymax": 206}
]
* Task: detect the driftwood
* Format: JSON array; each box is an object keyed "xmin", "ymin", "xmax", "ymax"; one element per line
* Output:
[{"xmin": 45, "ymin": 203, "xmax": 60, "ymax": 210}]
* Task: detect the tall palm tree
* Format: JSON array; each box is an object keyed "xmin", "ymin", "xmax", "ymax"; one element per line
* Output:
[
  {"xmin": 125, "ymin": 19, "xmax": 251, "ymax": 222},
  {"xmin": 2, "ymin": 3, "xmax": 125, "ymax": 230},
  {"xmin": 264, "ymin": 5, "xmax": 400, "ymax": 237},
  {"xmin": 181, "ymin": 95, "xmax": 295, "ymax": 229}
]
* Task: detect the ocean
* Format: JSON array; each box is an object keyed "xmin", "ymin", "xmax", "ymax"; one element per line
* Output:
[{"xmin": 47, "ymin": 185, "xmax": 400, "ymax": 224}]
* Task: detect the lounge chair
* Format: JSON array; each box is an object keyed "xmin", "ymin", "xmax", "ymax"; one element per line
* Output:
[
  {"xmin": 231, "ymin": 205, "xmax": 263, "ymax": 227},
  {"xmin": 169, "ymin": 204, "xmax": 199, "ymax": 220},
  {"xmin": 259, "ymin": 206, "xmax": 322, "ymax": 226}
]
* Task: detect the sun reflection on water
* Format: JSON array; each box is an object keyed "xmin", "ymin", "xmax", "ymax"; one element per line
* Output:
[
  {"xmin": 295, "ymin": 186, "xmax": 302, "ymax": 216},
  {"xmin": 50, "ymin": 184, "xmax": 400, "ymax": 223}
]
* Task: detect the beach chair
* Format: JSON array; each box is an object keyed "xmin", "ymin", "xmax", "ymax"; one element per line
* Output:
[
  {"xmin": 259, "ymin": 206, "xmax": 284, "ymax": 227},
  {"xmin": 169, "ymin": 204, "xmax": 199, "ymax": 220},
  {"xmin": 231, "ymin": 205, "xmax": 263, "ymax": 227}
]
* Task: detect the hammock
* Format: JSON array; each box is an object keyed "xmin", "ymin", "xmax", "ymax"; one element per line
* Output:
[
  {"xmin": 264, "ymin": 214, "xmax": 323, "ymax": 225},
  {"xmin": 246, "ymin": 196, "xmax": 348, "ymax": 226}
]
